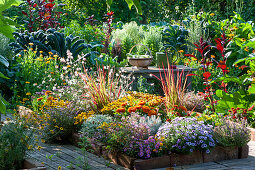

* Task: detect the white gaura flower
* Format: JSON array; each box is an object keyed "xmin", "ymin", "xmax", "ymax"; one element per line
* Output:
[{"xmin": 60, "ymin": 58, "xmax": 66, "ymax": 63}]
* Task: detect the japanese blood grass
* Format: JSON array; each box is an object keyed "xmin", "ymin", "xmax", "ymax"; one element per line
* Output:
[
  {"xmin": 79, "ymin": 65, "xmax": 132, "ymax": 113},
  {"xmin": 153, "ymin": 61, "xmax": 189, "ymax": 113}
]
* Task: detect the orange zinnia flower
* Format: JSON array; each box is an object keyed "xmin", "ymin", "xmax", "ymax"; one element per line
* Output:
[
  {"xmin": 47, "ymin": 96, "xmax": 56, "ymax": 101},
  {"xmin": 116, "ymin": 108, "xmax": 126, "ymax": 113},
  {"xmin": 138, "ymin": 101, "xmax": 146, "ymax": 105},
  {"xmin": 121, "ymin": 102, "xmax": 127, "ymax": 107},
  {"xmin": 128, "ymin": 107, "xmax": 137, "ymax": 113},
  {"xmin": 142, "ymin": 106, "xmax": 150, "ymax": 113},
  {"xmin": 135, "ymin": 105, "xmax": 142, "ymax": 109},
  {"xmin": 148, "ymin": 110, "xmax": 157, "ymax": 116}
]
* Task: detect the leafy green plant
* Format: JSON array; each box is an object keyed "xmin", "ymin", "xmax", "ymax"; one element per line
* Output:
[
  {"xmin": 9, "ymin": 29, "xmax": 93, "ymax": 59},
  {"xmin": 63, "ymin": 20, "xmax": 105, "ymax": 44},
  {"xmin": 0, "ymin": 0, "xmax": 21, "ymax": 39},
  {"xmin": 213, "ymin": 53, "xmax": 255, "ymax": 114},
  {"xmin": 0, "ymin": 55, "xmax": 9, "ymax": 116},
  {"xmin": 12, "ymin": 49, "xmax": 64, "ymax": 106},
  {"xmin": 0, "ymin": 0, "xmax": 21, "ymax": 115},
  {"xmin": 137, "ymin": 75, "xmax": 155, "ymax": 94},
  {"xmin": 163, "ymin": 25, "xmax": 188, "ymax": 53},
  {"xmin": 95, "ymin": 53, "xmax": 128, "ymax": 68}
]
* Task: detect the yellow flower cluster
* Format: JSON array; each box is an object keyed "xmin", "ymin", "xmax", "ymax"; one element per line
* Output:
[
  {"xmin": 40, "ymin": 97, "xmax": 68, "ymax": 111},
  {"xmin": 97, "ymin": 122, "xmax": 120, "ymax": 133},
  {"xmin": 74, "ymin": 110, "xmax": 95, "ymax": 125},
  {"xmin": 196, "ymin": 114, "xmax": 220, "ymax": 126}
]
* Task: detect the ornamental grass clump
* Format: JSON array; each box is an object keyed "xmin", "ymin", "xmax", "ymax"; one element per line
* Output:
[
  {"xmin": 79, "ymin": 65, "xmax": 132, "ymax": 113},
  {"xmin": 153, "ymin": 62, "xmax": 188, "ymax": 113},
  {"xmin": 183, "ymin": 91, "xmax": 205, "ymax": 112},
  {"xmin": 214, "ymin": 118, "xmax": 250, "ymax": 147},
  {"xmin": 156, "ymin": 117, "xmax": 216, "ymax": 154}
]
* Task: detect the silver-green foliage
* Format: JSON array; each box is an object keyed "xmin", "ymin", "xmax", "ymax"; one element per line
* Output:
[
  {"xmin": 81, "ymin": 114, "xmax": 113, "ymax": 138},
  {"xmin": 112, "ymin": 22, "xmax": 163, "ymax": 59},
  {"xmin": 139, "ymin": 115, "xmax": 162, "ymax": 135},
  {"xmin": 142, "ymin": 27, "xmax": 163, "ymax": 57}
]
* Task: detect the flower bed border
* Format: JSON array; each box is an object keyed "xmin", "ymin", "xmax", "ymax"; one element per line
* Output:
[{"xmin": 72, "ymin": 133, "xmax": 249, "ymax": 170}]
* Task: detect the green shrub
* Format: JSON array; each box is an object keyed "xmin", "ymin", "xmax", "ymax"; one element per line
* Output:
[
  {"xmin": 0, "ymin": 119, "xmax": 35, "ymax": 169},
  {"xmin": 63, "ymin": 20, "xmax": 105, "ymax": 44}
]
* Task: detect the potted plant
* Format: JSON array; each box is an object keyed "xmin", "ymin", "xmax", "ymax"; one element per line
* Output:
[{"xmin": 127, "ymin": 44, "xmax": 153, "ymax": 69}]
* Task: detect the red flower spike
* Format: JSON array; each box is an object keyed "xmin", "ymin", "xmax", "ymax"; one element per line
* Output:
[
  {"xmin": 203, "ymin": 72, "xmax": 211, "ymax": 79},
  {"xmin": 217, "ymin": 60, "xmax": 227, "ymax": 70},
  {"xmin": 186, "ymin": 73, "xmax": 198, "ymax": 77},
  {"xmin": 22, "ymin": 11, "xmax": 28, "ymax": 16},
  {"xmin": 184, "ymin": 54, "xmax": 197, "ymax": 59},
  {"xmin": 248, "ymin": 105, "xmax": 254, "ymax": 111},
  {"xmin": 239, "ymin": 65, "xmax": 248, "ymax": 70}
]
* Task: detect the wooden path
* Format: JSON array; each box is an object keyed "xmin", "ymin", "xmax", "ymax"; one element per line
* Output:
[{"xmin": 1, "ymin": 114, "xmax": 126, "ymax": 170}]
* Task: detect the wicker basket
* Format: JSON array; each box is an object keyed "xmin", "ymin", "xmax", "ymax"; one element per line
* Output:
[{"xmin": 127, "ymin": 44, "xmax": 153, "ymax": 69}]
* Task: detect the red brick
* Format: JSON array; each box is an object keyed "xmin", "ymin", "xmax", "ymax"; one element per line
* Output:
[
  {"xmin": 238, "ymin": 145, "xmax": 249, "ymax": 159},
  {"xmin": 170, "ymin": 151, "xmax": 203, "ymax": 166},
  {"xmin": 134, "ymin": 155, "xmax": 170, "ymax": 170}
]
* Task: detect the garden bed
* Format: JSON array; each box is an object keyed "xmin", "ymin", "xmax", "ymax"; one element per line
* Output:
[{"xmin": 71, "ymin": 133, "xmax": 249, "ymax": 170}]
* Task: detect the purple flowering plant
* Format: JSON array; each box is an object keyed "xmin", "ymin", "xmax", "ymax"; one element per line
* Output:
[
  {"xmin": 96, "ymin": 113, "xmax": 164, "ymax": 159},
  {"xmin": 156, "ymin": 117, "xmax": 216, "ymax": 154}
]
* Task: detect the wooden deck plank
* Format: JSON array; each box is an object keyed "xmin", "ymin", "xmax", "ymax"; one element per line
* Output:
[
  {"xmin": 62, "ymin": 145, "xmax": 127, "ymax": 170},
  {"xmin": 40, "ymin": 144, "xmax": 103, "ymax": 170},
  {"xmin": 27, "ymin": 146, "xmax": 73, "ymax": 170}
]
